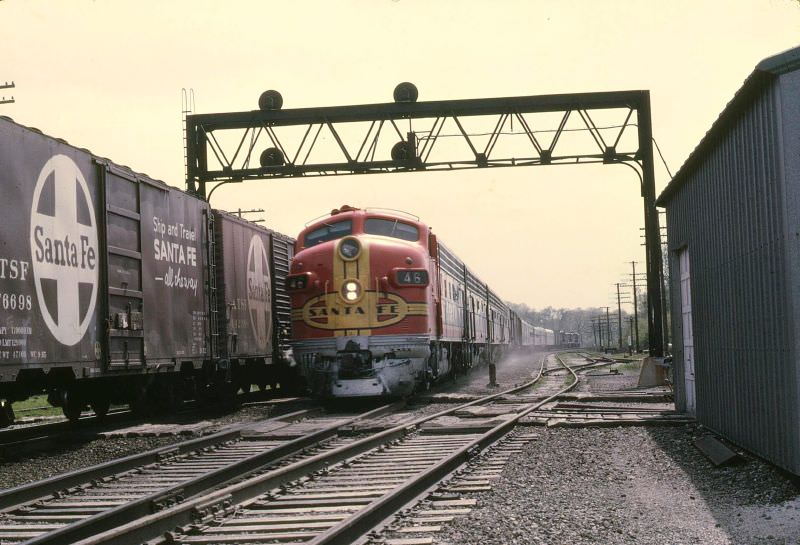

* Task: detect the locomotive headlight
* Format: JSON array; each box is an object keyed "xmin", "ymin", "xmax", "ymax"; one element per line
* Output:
[
  {"xmin": 341, "ymin": 280, "xmax": 362, "ymax": 303},
  {"xmin": 339, "ymin": 238, "xmax": 361, "ymax": 261}
]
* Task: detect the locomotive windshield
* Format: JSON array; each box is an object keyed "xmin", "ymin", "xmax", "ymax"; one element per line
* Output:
[
  {"xmin": 364, "ymin": 218, "xmax": 419, "ymax": 241},
  {"xmin": 304, "ymin": 220, "xmax": 352, "ymax": 247}
]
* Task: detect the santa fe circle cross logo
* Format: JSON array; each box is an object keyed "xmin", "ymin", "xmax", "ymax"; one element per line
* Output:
[
  {"xmin": 30, "ymin": 155, "xmax": 99, "ymax": 346},
  {"xmin": 247, "ymin": 235, "xmax": 272, "ymax": 349}
]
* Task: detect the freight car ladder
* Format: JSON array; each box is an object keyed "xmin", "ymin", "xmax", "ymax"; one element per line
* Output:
[
  {"xmin": 182, "ymin": 88, "xmax": 195, "ymax": 184},
  {"xmin": 205, "ymin": 210, "xmax": 220, "ymax": 359}
]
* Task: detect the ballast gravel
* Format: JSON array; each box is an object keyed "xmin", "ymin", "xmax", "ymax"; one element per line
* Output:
[
  {"xmin": 436, "ymin": 425, "xmax": 799, "ymax": 544},
  {"xmin": 0, "ymin": 436, "xmax": 179, "ymax": 490},
  {"xmin": 436, "ymin": 349, "xmax": 553, "ymax": 397},
  {"xmin": 427, "ymin": 352, "xmax": 800, "ymax": 544}
]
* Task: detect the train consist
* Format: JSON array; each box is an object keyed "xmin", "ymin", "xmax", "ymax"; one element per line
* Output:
[
  {"xmin": 287, "ymin": 206, "xmax": 560, "ymax": 398},
  {"xmin": 0, "ymin": 117, "xmax": 296, "ymax": 427},
  {"xmin": 559, "ymin": 331, "xmax": 581, "ymax": 348}
]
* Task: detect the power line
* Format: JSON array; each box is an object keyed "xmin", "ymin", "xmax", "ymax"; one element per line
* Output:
[{"xmin": 652, "ymin": 136, "xmax": 673, "ymax": 178}]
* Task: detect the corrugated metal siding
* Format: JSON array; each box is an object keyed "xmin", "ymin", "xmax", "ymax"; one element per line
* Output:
[{"xmin": 666, "ymin": 76, "xmax": 800, "ymax": 473}]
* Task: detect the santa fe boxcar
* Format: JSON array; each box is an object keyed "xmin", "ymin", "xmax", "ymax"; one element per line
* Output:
[{"xmin": 0, "ymin": 116, "xmax": 295, "ymax": 425}]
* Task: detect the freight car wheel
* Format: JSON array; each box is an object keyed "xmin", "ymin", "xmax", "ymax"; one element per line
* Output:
[
  {"xmin": 153, "ymin": 379, "xmax": 181, "ymax": 413},
  {"xmin": 90, "ymin": 396, "xmax": 111, "ymax": 421},
  {"xmin": 129, "ymin": 385, "xmax": 154, "ymax": 417},
  {"xmin": 61, "ymin": 388, "xmax": 86, "ymax": 423},
  {"xmin": 219, "ymin": 380, "xmax": 240, "ymax": 410}
]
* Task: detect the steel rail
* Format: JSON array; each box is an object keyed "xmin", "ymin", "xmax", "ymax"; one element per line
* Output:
[
  {"xmin": 0, "ymin": 408, "xmax": 132, "ymax": 450},
  {"xmin": 16, "ymin": 403, "xmax": 399, "ymax": 545},
  {"xmin": 307, "ymin": 352, "xmax": 580, "ymax": 545},
  {"xmin": 0, "ymin": 408, "xmax": 318, "ymax": 512},
  {"xmin": 0, "ymin": 394, "xmax": 310, "ymax": 455},
  {"xmin": 63, "ymin": 351, "xmax": 562, "ymax": 545}
]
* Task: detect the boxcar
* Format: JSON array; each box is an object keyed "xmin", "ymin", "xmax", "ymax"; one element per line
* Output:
[
  {"xmin": 212, "ymin": 210, "xmax": 295, "ymax": 391},
  {"xmin": 0, "ymin": 116, "xmax": 295, "ymax": 425}
]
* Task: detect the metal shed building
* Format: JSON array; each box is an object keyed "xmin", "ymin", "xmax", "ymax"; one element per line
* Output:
[{"xmin": 657, "ymin": 46, "xmax": 800, "ymax": 474}]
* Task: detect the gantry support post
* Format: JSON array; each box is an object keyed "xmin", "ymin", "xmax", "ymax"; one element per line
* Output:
[{"xmin": 637, "ymin": 95, "xmax": 665, "ymax": 357}]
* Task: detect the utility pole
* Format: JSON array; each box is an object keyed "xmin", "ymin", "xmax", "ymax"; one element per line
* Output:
[
  {"xmin": 599, "ymin": 307, "xmax": 612, "ymax": 352},
  {"xmin": 612, "ymin": 282, "xmax": 632, "ymax": 353},
  {"xmin": 592, "ymin": 318, "xmax": 598, "ymax": 349},
  {"xmin": 615, "ymin": 283, "xmax": 624, "ymax": 350},
  {"xmin": 593, "ymin": 317, "xmax": 602, "ymax": 350},
  {"xmin": 628, "ymin": 316, "xmax": 634, "ymax": 355},
  {"xmin": 595, "ymin": 315, "xmax": 605, "ymax": 351},
  {"xmin": 0, "ymin": 82, "xmax": 15, "ymax": 105},
  {"xmin": 629, "ymin": 262, "xmax": 641, "ymax": 353}
]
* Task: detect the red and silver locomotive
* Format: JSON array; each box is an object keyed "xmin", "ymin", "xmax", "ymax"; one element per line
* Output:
[{"xmin": 287, "ymin": 205, "xmax": 552, "ymax": 398}]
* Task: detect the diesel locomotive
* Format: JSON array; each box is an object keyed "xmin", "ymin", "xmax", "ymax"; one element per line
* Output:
[
  {"xmin": 0, "ymin": 117, "xmax": 296, "ymax": 426},
  {"xmin": 287, "ymin": 205, "xmax": 553, "ymax": 398}
]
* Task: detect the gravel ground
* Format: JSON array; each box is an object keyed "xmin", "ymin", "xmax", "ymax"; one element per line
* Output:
[
  {"xmin": 0, "ymin": 436, "xmax": 181, "ymax": 490},
  {"xmin": 436, "ymin": 426, "xmax": 800, "ymax": 544},
  {"xmin": 429, "ymin": 351, "xmax": 800, "ymax": 545}
]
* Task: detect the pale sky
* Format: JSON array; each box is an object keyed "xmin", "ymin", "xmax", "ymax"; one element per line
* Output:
[{"xmin": 2, "ymin": 0, "xmax": 799, "ymax": 310}]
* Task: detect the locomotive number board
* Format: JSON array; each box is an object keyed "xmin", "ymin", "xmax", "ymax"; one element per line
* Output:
[{"xmin": 396, "ymin": 270, "xmax": 428, "ymax": 285}]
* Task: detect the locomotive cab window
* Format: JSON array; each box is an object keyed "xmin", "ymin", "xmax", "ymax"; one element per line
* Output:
[
  {"xmin": 304, "ymin": 220, "xmax": 352, "ymax": 247},
  {"xmin": 364, "ymin": 218, "xmax": 419, "ymax": 241}
]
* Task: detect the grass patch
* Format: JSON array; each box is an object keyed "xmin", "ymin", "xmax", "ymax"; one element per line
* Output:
[
  {"xmin": 11, "ymin": 394, "xmax": 61, "ymax": 418},
  {"xmin": 532, "ymin": 378, "xmax": 547, "ymax": 390},
  {"xmin": 612, "ymin": 361, "xmax": 643, "ymax": 372}
]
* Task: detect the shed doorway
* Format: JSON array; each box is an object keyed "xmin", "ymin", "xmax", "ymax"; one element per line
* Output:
[{"xmin": 678, "ymin": 248, "xmax": 696, "ymax": 414}]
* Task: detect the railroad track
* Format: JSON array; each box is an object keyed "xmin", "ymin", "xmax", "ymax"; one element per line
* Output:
[
  {"xmin": 0, "ymin": 403, "xmax": 401, "ymax": 545},
  {"xmin": 0, "ymin": 353, "xmax": 591, "ymax": 459},
  {"xmin": 0, "ymin": 408, "xmax": 135, "ymax": 458},
  {"xmin": 365, "ymin": 352, "xmax": 685, "ymax": 544},
  {"xmin": 0, "ymin": 395, "xmax": 312, "ymax": 459},
  {"xmin": 0, "ymin": 351, "xmax": 574, "ymax": 545},
  {"xmin": 0, "ymin": 351, "xmax": 663, "ymax": 545}
]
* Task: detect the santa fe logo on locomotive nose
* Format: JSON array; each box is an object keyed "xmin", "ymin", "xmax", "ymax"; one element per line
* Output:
[
  {"xmin": 30, "ymin": 155, "xmax": 99, "ymax": 346},
  {"xmin": 247, "ymin": 235, "xmax": 272, "ymax": 348}
]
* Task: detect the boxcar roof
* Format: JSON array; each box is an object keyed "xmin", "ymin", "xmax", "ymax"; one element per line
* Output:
[{"xmin": 656, "ymin": 45, "xmax": 800, "ymax": 207}]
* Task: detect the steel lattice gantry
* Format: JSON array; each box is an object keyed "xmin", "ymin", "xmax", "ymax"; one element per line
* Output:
[{"xmin": 185, "ymin": 89, "xmax": 666, "ymax": 356}]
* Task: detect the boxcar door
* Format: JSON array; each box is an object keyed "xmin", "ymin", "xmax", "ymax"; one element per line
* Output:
[
  {"xmin": 99, "ymin": 163, "xmax": 145, "ymax": 368},
  {"xmin": 678, "ymin": 248, "xmax": 696, "ymax": 415}
]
